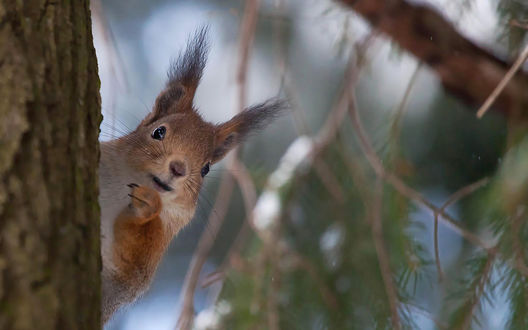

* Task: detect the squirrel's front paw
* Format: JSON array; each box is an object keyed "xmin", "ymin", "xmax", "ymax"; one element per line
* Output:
[{"xmin": 127, "ymin": 184, "xmax": 162, "ymax": 220}]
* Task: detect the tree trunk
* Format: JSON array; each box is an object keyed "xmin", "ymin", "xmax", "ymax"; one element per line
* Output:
[{"xmin": 0, "ymin": 1, "xmax": 101, "ymax": 329}]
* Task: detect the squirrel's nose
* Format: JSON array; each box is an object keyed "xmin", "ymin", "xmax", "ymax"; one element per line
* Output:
[{"xmin": 170, "ymin": 160, "xmax": 186, "ymax": 177}]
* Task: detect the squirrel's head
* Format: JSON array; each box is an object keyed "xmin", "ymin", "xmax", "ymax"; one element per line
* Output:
[{"xmin": 122, "ymin": 27, "xmax": 285, "ymax": 216}]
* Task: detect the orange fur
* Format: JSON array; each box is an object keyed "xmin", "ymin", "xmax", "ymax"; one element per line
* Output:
[{"xmin": 112, "ymin": 186, "xmax": 168, "ymax": 289}]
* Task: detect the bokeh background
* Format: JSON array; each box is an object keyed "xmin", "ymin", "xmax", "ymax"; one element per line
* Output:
[{"xmin": 93, "ymin": 0, "xmax": 528, "ymax": 329}]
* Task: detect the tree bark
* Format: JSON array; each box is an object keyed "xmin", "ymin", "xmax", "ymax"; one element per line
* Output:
[
  {"xmin": 0, "ymin": 1, "xmax": 101, "ymax": 329},
  {"xmin": 338, "ymin": 0, "xmax": 528, "ymax": 117}
]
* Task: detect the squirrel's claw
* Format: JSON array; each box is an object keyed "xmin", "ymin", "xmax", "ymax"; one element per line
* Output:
[
  {"xmin": 126, "ymin": 186, "xmax": 162, "ymax": 220},
  {"xmin": 127, "ymin": 193, "xmax": 148, "ymax": 206},
  {"xmin": 127, "ymin": 183, "xmax": 139, "ymax": 188}
]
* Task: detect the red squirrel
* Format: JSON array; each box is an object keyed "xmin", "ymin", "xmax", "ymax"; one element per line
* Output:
[{"xmin": 99, "ymin": 28, "xmax": 284, "ymax": 323}]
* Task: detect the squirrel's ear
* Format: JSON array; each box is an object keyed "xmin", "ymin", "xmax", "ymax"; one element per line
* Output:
[
  {"xmin": 142, "ymin": 27, "xmax": 209, "ymax": 125},
  {"xmin": 212, "ymin": 99, "xmax": 287, "ymax": 163}
]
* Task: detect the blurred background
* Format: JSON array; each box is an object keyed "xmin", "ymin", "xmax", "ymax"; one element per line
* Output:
[{"xmin": 93, "ymin": 0, "xmax": 528, "ymax": 329}]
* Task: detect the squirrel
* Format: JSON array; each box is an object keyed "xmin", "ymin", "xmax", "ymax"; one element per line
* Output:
[{"xmin": 99, "ymin": 28, "xmax": 285, "ymax": 323}]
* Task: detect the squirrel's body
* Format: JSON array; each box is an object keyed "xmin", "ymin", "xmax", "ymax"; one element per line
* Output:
[
  {"xmin": 99, "ymin": 141, "xmax": 172, "ymax": 321},
  {"xmin": 99, "ymin": 29, "xmax": 284, "ymax": 323}
]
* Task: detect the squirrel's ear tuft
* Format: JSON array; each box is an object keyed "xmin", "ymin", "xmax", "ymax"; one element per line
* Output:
[
  {"xmin": 167, "ymin": 26, "xmax": 209, "ymax": 94},
  {"xmin": 143, "ymin": 27, "xmax": 209, "ymax": 125},
  {"xmin": 212, "ymin": 98, "xmax": 288, "ymax": 163}
]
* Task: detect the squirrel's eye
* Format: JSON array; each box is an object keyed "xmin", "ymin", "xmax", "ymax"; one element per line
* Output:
[
  {"xmin": 151, "ymin": 126, "xmax": 166, "ymax": 140},
  {"xmin": 201, "ymin": 162, "xmax": 210, "ymax": 177}
]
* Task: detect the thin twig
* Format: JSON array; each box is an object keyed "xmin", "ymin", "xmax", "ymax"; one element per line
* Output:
[
  {"xmin": 231, "ymin": 159, "xmax": 258, "ymax": 222},
  {"xmin": 510, "ymin": 19, "xmax": 528, "ymax": 30},
  {"xmin": 310, "ymin": 32, "xmax": 377, "ymax": 156},
  {"xmin": 267, "ymin": 228, "xmax": 280, "ymax": 330},
  {"xmin": 511, "ymin": 206, "xmax": 528, "ymax": 275},
  {"xmin": 369, "ymin": 178, "xmax": 401, "ymax": 330},
  {"xmin": 203, "ymin": 222, "xmax": 251, "ymax": 289},
  {"xmin": 313, "ymin": 159, "xmax": 346, "ymax": 203},
  {"xmin": 460, "ymin": 255, "xmax": 495, "ymax": 330},
  {"xmin": 176, "ymin": 172, "xmax": 236, "ymax": 330},
  {"xmin": 476, "ymin": 44, "xmax": 528, "ymax": 118},
  {"xmin": 290, "ymin": 253, "xmax": 339, "ymax": 309},
  {"xmin": 250, "ymin": 245, "xmax": 268, "ymax": 317},
  {"xmin": 284, "ymin": 73, "xmax": 312, "ymax": 135},
  {"xmin": 433, "ymin": 178, "xmax": 490, "ymax": 281},
  {"xmin": 390, "ymin": 62, "xmax": 422, "ymax": 143},
  {"xmin": 433, "ymin": 211, "xmax": 442, "ymax": 280},
  {"xmin": 221, "ymin": 159, "xmax": 259, "ymax": 268},
  {"xmin": 198, "ymin": 160, "xmax": 259, "ymax": 292},
  {"xmin": 237, "ymin": 0, "xmax": 261, "ymax": 112},
  {"xmin": 347, "ymin": 91, "xmax": 492, "ymax": 251}
]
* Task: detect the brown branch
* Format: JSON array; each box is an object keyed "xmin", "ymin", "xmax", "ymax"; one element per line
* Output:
[
  {"xmin": 338, "ymin": 0, "xmax": 528, "ymax": 116},
  {"xmin": 369, "ymin": 178, "xmax": 401, "ymax": 329},
  {"xmin": 433, "ymin": 178, "xmax": 490, "ymax": 281}
]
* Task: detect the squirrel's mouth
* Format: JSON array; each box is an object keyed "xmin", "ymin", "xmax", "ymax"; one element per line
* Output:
[{"xmin": 152, "ymin": 175, "xmax": 173, "ymax": 192}]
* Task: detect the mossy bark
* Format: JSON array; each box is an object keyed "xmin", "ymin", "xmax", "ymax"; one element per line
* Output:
[{"xmin": 0, "ymin": 1, "xmax": 101, "ymax": 329}]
